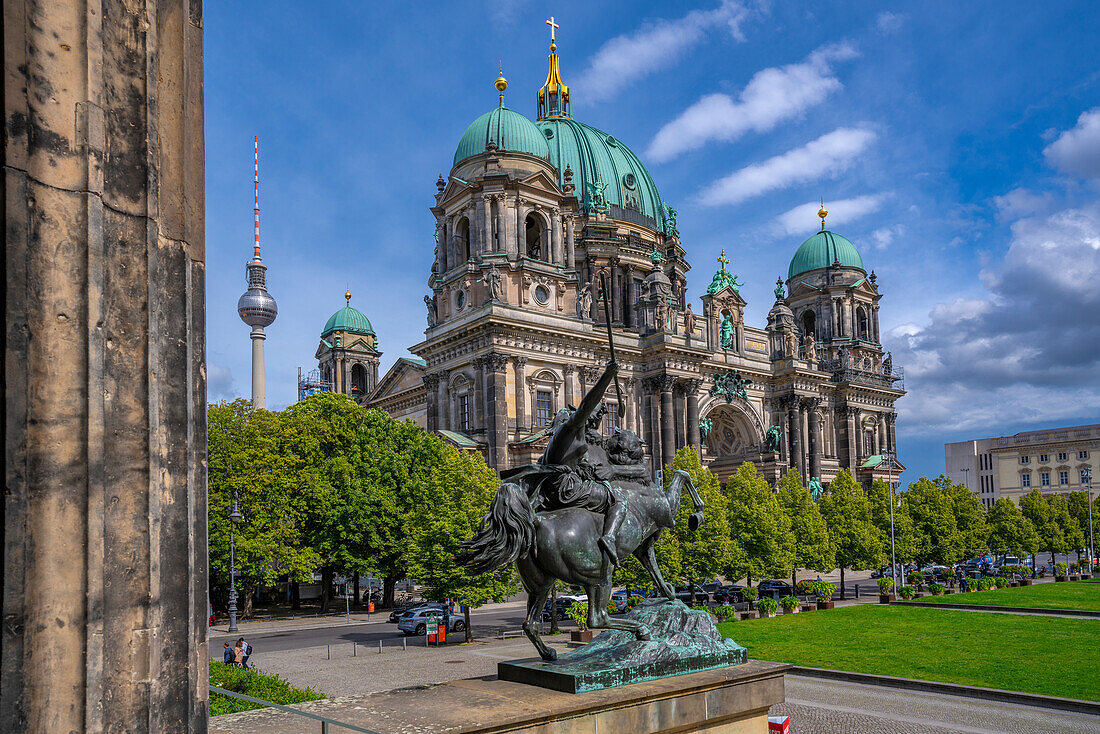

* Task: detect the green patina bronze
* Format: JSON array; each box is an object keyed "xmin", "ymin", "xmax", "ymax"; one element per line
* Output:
[
  {"xmin": 498, "ymin": 599, "xmax": 747, "ymax": 693},
  {"xmin": 765, "ymin": 424, "xmax": 782, "ymax": 453},
  {"xmin": 710, "ymin": 370, "xmax": 752, "ymax": 403}
]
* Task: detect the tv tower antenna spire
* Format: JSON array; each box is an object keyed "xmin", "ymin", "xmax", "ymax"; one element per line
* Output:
[{"xmin": 237, "ymin": 135, "xmax": 278, "ymax": 409}]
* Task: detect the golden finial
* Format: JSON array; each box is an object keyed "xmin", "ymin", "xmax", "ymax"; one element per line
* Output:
[
  {"xmin": 495, "ymin": 66, "xmax": 508, "ymax": 105},
  {"xmin": 717, "ymin": 249, "xmax": 729, "ymax": 272},
  {"xmin": 344, "ymin": 289, "xmax": 352, "ymax": 303},
  {"xmin": 818, "ymin": 200, "xmax": 828, "ymax": 231},
  {"xmin": 546, "ymin": 16, "xmax": 559, "ymax": 51}
]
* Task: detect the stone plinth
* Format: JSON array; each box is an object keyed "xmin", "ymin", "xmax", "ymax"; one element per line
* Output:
[{"xmin": 209, "ymin": 661, "xmax": 790, "ymax": 734}]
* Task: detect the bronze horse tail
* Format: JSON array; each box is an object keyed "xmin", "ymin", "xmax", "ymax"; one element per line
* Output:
[{"xmin": 456, "ymin": 482, "xmax": 535, "ymax": 573}]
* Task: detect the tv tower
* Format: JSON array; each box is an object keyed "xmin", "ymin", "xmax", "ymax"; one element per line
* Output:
[{"xmin": 236, "ymin": 136, "xmax": 278, "ymax": 409}]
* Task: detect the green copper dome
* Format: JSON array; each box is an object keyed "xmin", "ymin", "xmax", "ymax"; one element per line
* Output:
[
  {"xmin": 321, "ymin": 305, "xmax": 375, "ymax": 338},
  {"xmin": 453, "ymin": 106, "xmax": 550, "ymax": 167},
  {"xmin": 536, "ymin": 117, "xmax": 667, "ymax": 229},
  {"xmin": 788, "ymin": 230, "xmax": 865, "ymax": 280}
]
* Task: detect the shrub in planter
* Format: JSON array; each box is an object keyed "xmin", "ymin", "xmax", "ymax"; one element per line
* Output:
[
  {"xmin": 978, "ymin": 577, "xmax": 995, "ymax": 591},
  {"xmin": 757, "ymin": 597, "xmax": 779, "ymax": 618},
  {"xmin": 743, "ymin": 587, "xmax": 759, "ymax": 609},
  {"xmin": 1069, "ymin": 562, "xmax": 1079, "ymax": 574},
  {"xmin": 812, "ymin": 581, "xmax": 837, "ymax": 602},
  {"xmin": 1093, "ymin": 563, "xmax": 1100, "ymax": 574},
  {"xmin": 692, "ymin": 604, "xmax": 712, "ymax": 615},
  {"xmin": 626, "ymin": 595, "xmax": 644, "ymax": 610},
  {"xmin": 898, "ymin": 585, "xmax": 915, "ymax": 600},
  {"xmin": 714, "ymin": 605, "xmax": 737, "ymax": 623},
  {"xmin": 908, "ymin": 571, "xmax": 925, "ymax": 589},
  {"xmin": 1055, "ymin": 562, "xmax": 1069, "ymax": 576},
  {"xmin": 877, "ymin": 577, "xmax": 895, "ymax": 594},
  {"xmin": 209, "ymin": 660, "xmax": 324, "ymax": 716},
  {"xmin": 928, "ymin": 583, "xmax": 945, "ymax": 596},
  {"xmin": 780, "ymin": 595, "xmax": 800, "ymax": 613},
  {"xmin": 566, "ymin": 602, "xmax": 589, "ymax": 630},
  {"xmin": 942, "ymin": 568, "xmax": 956, "ymax": 585},
  {"xmin": 993, "ymin": 577, "xmax": 1008, "ymax": 589},
  {"xmin": 796, "ymin": 579, "xmax": 816, "ymax": 596}
]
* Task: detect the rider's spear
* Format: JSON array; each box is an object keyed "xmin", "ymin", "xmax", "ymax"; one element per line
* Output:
[{"xmin": 598, "ymin": 271, "xmax": 626, "ymax": 411}]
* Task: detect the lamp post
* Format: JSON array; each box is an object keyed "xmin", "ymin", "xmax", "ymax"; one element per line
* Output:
[
  {"xmin": 228, "ymin": 488, "xmax": 244, "ymax": 633},
  {"xmin": 883, "ymin": 449, "xmax": 899, "ymax": 592},
  {"xmin": 1085, "ymin": 467, "xmax": 1094, "ymax": 572}
]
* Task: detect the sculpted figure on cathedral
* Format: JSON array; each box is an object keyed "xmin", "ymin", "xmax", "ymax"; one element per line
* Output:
[
  {"xmin": 883, "ymin": 351, "xmax": 893, "ymax": 375},
  {"xmin": 784, "ymin": 330, "xmax": 799, "ymax": 358},
  {"xmin": 483, "ymin": 264, "xmax": 505, "ymax": 303},
  {"xmin": 807, "ymin": 477, "xmax": 824, "ymax": 503},
  {"xmin": 719, "ymin": 314, "xmax": 734, "ymax": 350},
  {"xmin": 576, "ymin": 282, "xmax": 593, "ymax": 319},
  {"xmin": 699, "ymin": 417, "xmax": 713, "ymax": 444},
  {"xmin": 424, "ymin": 294, "xmax": 437, "ymax": 327},
  {"xmin": 804, "ymin": 332, "xmax": 817, "ymax": 362},
  {"xmin": 765, "ymin": 424, "xmax": 782, "ymax": 453},
  {"xmin": 684, "ymin": 303, "xmax": 697, "ymax": 335}
]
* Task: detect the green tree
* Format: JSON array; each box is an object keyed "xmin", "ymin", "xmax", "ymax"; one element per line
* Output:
[
  {"xmin": 776, "ymin": 468, "xmax": 834, "ymax": 586},
  {"xmin": 1066, "ymin": 491, "xmax": 1092, "ymax": 565},
  {"xmin": 905, "ymin": 477, "xmax": 963, "ymax": 565},
  {"xmin": 1049, "ymin": 493, "xmax": 1084, "ymax": 567},
  {"xmin": 208, "ymin": 400, "xmax": 319, "ymax": 618},
  {"xmin": 405, "ymin": 444, "xmax": 519, "ymax": 641},
  {"xmin": 867, "ymin": 478, "xmax": 917, "ymax": 568},
  {"xmin": 939, "ymin": 477, "xmax": 989, "ymax": 559},
  {"xmin": 724, "ymin": 462, "xmax": 795, "ymax": 585},
  {"xmin": 986, "ymin": 497, "xmax": 1039, "ymax": 561},
  {"xmin": 668, "ymin": 447, "xmax": 733, "ymax": 602},
  {"xmin": 1019, "ymin": 488, "xmax": 1058, "ymax": 573},
  {"xmin": 818, "ymin": 469, "xmax": 882, "ymax": 598}
]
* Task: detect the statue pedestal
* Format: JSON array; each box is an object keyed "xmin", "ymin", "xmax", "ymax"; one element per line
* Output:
[{"xmin": 209, "ymin": 661, "xmax": 789, "ymax": 734}]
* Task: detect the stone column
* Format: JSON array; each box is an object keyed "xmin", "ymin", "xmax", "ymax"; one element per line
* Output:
[
  {"xmin": 659, "ymin": 375, "xmax": 677, "ymax": 469},
  {"xmin": 423, "ymin": 373, "xmax": 441, "ymax": 431},
  {"xmin": 878, "ymin": 413, "xmax": 887, "ymax": 454},
  {"xmin": 3, "ymin": 1, "xmax": 207, "ymax": 729},
  {"xmin": 846, "ymin": 407, "xmax": 859, "ymax": 474},
  {"xmin": 513, "ymin": 356, "xmax": 528, "ymax": 432},
  {"xmin": 480, "ymin": 195, "xmax": 492, "ymax": 255},
  {"xmin": 886, "ymin": 413, "xmax": 897, "ymax": 453},
  {"xmin": 472, "ymin": 358, "xmax": 485, "ymax": 432},
  {"xmin": 806, "ymin": 398, "xmax": 822, "ymax": 480},
  {"xmin": 551, "ymin": 210, "xmax": 564, "ymax": 264},
  {"xmin": 515, "ymin": 199, "xmax": 526, "ymax": 258},
  {"xmin": 643, "ymin": 378, "xmax": 660, "ymax": 467},
  {"xmin": 685, "ymin": 379, "xmax": 702, "ymax": 455},
  {"xmin": 565, "ymin": 215, "xmax": 575, "ymax": 269},
  {"xmin": 437, "ymin": 370, "xmax": 450, "ymax": 429},
  {"xmin": 503, "ymin": 195, "xmax": 517, "ymax": 258},
  {"xmin": 788, "ymin": 398, "xmax": 804, "ymax": 479},
  {"xmin": 485, "ymin": 353, "xmax": 510, "ymax": 469},
  {"xmin": 610, "ymin": 259, "xmax": 622, "ymax": 323},
  {"xmin": 563, "ymin": 364, "xmax": 575, "ymax": 409},
  {"xmin": 673, "ymin": 381, "xmax": 686, "ymax": 450}
]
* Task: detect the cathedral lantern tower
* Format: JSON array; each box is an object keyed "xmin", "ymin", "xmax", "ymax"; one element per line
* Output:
[
  {"xmin": 237, "ymin": 136, "xmax": 278, "ymax": 409},
  {"xmin": 315, "ymin": 291, "xmax": 381, "ymax": 403}
]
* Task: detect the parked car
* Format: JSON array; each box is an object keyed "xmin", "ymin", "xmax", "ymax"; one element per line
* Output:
[
  {"xmin": 542, "ymin": 597, "xmax": 575, "ymax": 621},
  {"xmin": 391, "ymin": 602, "xmax": 445, "ymax": 624},
  {"xmin": 712, "ymin": 585, "xmax": 744, "ymax": 605},
  {"xmin": 919, "ymin": 565, "xmax": 949, "ymax": 581},
  {"xmin": 674, "ymin": 585, "xmax": 710, "ymax": 605},
  {"xmin": 756, "ymin": 580, "xmax": 795, "ymax": 599},
  {"xmin": 700, "ymin": 580, "xmax": 723, "ymax": 595},
  {"xmin": 397, "ymin": 607, "xmax": 465, "ymax": 636}
]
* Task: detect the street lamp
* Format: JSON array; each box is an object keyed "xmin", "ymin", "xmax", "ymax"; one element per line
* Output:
[
  {"xmin": 882, "ymin": 449, "xmax": 899, "ymax": 592},
  {"xmin": 1085, "ymin": 467, "xmax": 1094, "ymax": 572},
  {"xmin": 227, "ymin": 489, "xmax": 244, "ymax": 633}
]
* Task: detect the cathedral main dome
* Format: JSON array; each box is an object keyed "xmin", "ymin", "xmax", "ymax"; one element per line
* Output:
[
  {"xmin": 453, "ymin": 106, "xmax": 550, "ymax": 168},
  {"xmin": 788, "ymin": 230, "xmax": 865, "ymax": 280},
  {"xmin": 321, "ymin": 302, "xmax": 375, "ymax": 338}
]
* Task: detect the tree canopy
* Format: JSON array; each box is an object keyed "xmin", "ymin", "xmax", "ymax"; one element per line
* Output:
[
  {"xmin": 819, "ymin": 470, "xmax": 882, "ymax": 587},
  {"xmin": 777, "ymin": 468, "xmax": 834, "ymax": 581},
  {"xmin": 905, "ymin": 477, "xmax": 963, "ymax": 565},
  {"xmin": 724, "ymin": 462, "xmax": 795, "ymax": 582}
]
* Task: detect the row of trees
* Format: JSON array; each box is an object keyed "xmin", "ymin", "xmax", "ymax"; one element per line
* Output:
[
  {"xmin": 208, "ymin": 394, "xmax": 515, "ymax": 637},
  {"xmin": 614, "ymin": 447, "xmax": 1098, "ymax": 598}
]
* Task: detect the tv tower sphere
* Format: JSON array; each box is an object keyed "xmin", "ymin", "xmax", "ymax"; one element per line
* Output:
[{"xmin": 237, "ymin": 267, "xmax": 278, "ymax": 327}]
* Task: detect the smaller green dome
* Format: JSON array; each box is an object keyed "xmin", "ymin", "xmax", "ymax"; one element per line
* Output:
[
  {"xmin": 453, "ymin": 106, "xmax": 550, "ymax": 167},
  {"xmin": 788, "ymin": 230, "xmax": 865, "ymax": 280},
  {"xmin": 321, "ymin": 305, "xmax": 374, "ymax": 338}
]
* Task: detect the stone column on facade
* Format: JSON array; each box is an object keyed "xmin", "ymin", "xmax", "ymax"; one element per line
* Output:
[
  {"xmin": 513, "ymin": 356, "xmax": 528, "ymax": 432},
  {"xmin": 878, "ymin": 412, "xmax": 888, "ymax": 455},
  {"xmin": 515, "ymin": 199, "xmax": 526, "ymax": 258},
  {"xmin": 485, "ymin": 353, "xmax": 510, "ymax": 469},
  {"xmin": 805, "ymin": 398, "xmax": 822, "ymax": 480},
  {"xmin": 886, "ymin": 412, "xmax": 897, "ymax": 453},
  {"xmin": 563, "ymin": 364, "xmax": 576, "ymax": 409},
  {"xmin": 503, "ymin": 195, "xmax": 517, "ymax": 258},
  {"xmin": 552, "ymin": 210, "xmax": 564, "ymax": 264},
  {"xmin": 3, "ymin": 1, "xmax": 207, "ymax": 729},
  {"xmin": 423, "ymin": 373, "xmax": 441, "ymax": 431},
  {"xmin": 673, "ymin": 381, "xmax": 686, "ymax": 450},
  {"xmin": 437, "ymin": 371, "xmax": 451, "ymax": 429},
  {"xmin": 610, "ymin": 259, "xmax": 622, "ymax": 323},
  {"xmin": 472, "ymin": 358, "xmax": 485, "ymax": 432},
  {"xmin": 643, "ymin": 377, "xmax": 660, "ymax": 468},
  {"xmin": 685, "ymin": 379, "xmax": 702, "ymax": 455},
  {"xmin": 565, "ymin": 215, "xmax": 576, "ymax": 269},
  {"xmin": 659, "ymin": 375, "xmax": 677, "ymax": 470},
  {"xmin": 480, "ymin": 195, "xmax": 493, "ymax": 255},
  {"xmin": 846, "ymin": 406, "xmax": 859, "ymax": 474},
  {"xmin": 787, "ymin": 398, "xmax": 805, "ymax": 479}
]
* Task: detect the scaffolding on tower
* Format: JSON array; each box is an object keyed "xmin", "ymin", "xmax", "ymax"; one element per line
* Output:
[{"xmin": 297, "ymin": 367, "xmax": 333, "ymax": 402}]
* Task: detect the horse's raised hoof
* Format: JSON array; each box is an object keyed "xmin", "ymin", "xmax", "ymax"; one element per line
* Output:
[
  {"xmin": 635, "ymin": 629, "xmax": 652, "ymax": 641},
  {"xmin": 540, "ymin": 648, "xmax": 558, "ymax": 662}
]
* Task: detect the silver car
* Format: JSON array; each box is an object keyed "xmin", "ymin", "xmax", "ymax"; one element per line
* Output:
[{"xmin": 397, "ymin": 608, "xmax": 465, "ymax": 636}]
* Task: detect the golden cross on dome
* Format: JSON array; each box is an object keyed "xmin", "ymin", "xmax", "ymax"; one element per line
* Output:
[
  {"xmin": 546, "ymin": 16, "xmax": 559, "ymax": 46},
  {"xmin": 717, "ymin": 249, "xmax": 729, "ymax": 272}
]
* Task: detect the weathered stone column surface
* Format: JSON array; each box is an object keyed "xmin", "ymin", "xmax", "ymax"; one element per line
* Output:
[
  {"xmin": 3, "ymin": 1, "xmax": 207, "ymax": 731},
  {"xmin": 685, "ymin": 380, "xmax": 701, "ymax": 454},
  {"xmin": 659, "ymin": 376, "xmax": 676, "ymax": 470}
]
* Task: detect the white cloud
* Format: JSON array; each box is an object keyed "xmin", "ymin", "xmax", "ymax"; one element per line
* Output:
[
  {"xmin": 207, "ymin": 364, "xmax": 238, "ymax": 402},
  {"xmin": 871, "ymin": 224, "xmax": 906, "ymax": 250},
  {"xmin": 890, "ymin": 201, "xmax": 1100, "ymax": 438},
  {"xmin": 992, "ymin": 187, "xmax": 1057, "ymax": 221},
  {"xmin": 771, "ymin": 193, "xmax": 888, "ymax": 236},
  {"xmin": 700, "ymin": 127, "xmax": 876, "ymax": 207},
  {"xmin": 875, "ymin": 12, "xmax": 904, "ymax": 33},
  {"xmin": 647, "ymin": 43, "xmax": 858, "ymax": 162},
  {"xmin": 1043, "ymin": 108, "xmax": 1100, "ymax": 178},
  {"xmin": 576, "ymin": 1, "xmax": 750, "ymax": 104}
]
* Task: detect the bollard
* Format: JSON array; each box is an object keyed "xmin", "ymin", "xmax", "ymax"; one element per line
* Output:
[
  {"xmin": 402, "ymin": 637, "xmax": 407, "ymax": 651},
  {"xmin": 327, "ymin": 645, "xmax": 330, "ymax": 660},
  {"xmin": 854, "ymin": 584, "xmax": 860, "ymax": 599},
  {"xmin": 378, "ymin": 640, "xmax": 382, "ymax": 654},
  {"xmin": 353, "ymin": 642, "xmax": 357, "ymax": 657}
]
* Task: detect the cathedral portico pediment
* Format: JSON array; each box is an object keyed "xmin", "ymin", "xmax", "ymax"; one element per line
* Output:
[
  {"xmin": 438, "ymin": 177, "xmax": 473, "ymax": 208},
  {"xmin": 517, "ymin": 169, "xmax": 566, "ymax": 197}
]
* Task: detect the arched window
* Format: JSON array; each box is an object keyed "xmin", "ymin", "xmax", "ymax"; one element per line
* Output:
[
  {"xmin": 525, "ymin": 213, "xmax": 544, "ymax": 260},
  {"xmin": 864, "ymin": 428, "xmax": 875, "ymax": 457},
  {"xmin": 801, "ymin": 310, "xmax": 816, "ymax": 341},
  {"xmin": 856, "ymin": 306, "xmax": 869, "ymax": 340},
  {"xmin": 456, "ymin": 217, "xmax": 471, "ymax": 264},
  {"xmin": 351, "ymin": 363, "xmax": 367, "ymax": 396}
]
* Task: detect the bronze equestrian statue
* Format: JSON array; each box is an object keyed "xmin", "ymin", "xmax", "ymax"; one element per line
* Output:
[{"xmin": 457, "ymin": 360, "xmax": 704, "ymax": 661}]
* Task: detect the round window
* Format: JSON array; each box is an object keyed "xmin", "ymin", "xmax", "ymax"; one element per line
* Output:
[
  {"xmin": 543, "ymin": 128, "xmax": 554, "ymax": 139},
  {"xmin": 622, "ymin": 172, "xmax": 636, "ymax": 190},
  {"xmin": 606, "ymin": 135, "xmax": 618, "ymax": 147},
  {"xmin": 456, "ymin": 290, "xmax": 466, "ymax": 310},
  {"xmin": 534, "ymin": 284, "xmax": 550, "ymax": 305}
]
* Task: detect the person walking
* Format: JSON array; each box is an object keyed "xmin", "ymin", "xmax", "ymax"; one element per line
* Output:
[
  {"xmin": 222, "ymin": 642, "xmax": 233, "ymax": 665},
  {"xmin": 233, "ymin": 640, "xmax": 245, "ymax": 667},
  {"xmin": 237, "ymin": 637, "xmax": 252, "ymax": 668}
]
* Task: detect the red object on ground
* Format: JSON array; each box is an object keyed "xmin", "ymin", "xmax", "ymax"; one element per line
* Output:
[
  {"xmin": 768, "ymin": 715, "xmax": 790, "ymax": 733},
  {"xmin": 368, "ymin": 602, "xmax": 375, "ymax": 613}
]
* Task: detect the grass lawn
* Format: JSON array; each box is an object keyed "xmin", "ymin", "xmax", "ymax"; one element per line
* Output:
[
  {"xmin": 912, "ymin": 579, "xmax": 1100, "ymax": 612},
  {"xmin": 717, "ymin": 604, "xmax": 1100, "ymax": 701}
]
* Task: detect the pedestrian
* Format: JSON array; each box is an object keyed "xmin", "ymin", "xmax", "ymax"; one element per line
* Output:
[
  {"xmin": 233, "ymin": 640, "xmax": 245, "ymax": 667},
  {"xmin": 960, "ymin": 576, "xmax": 968, "ymax": 593},
  {"xmin": 237, "ymin": 637, "xmax": 252, "ymax": 668},
  {"xmin": 222, "ymin": 642, "xmax": 233, "ymax": 665}
]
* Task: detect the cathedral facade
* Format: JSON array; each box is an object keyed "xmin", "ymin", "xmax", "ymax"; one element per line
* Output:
[{"xmin": 325, "ymin": 33, "xmax": 905, "ymax": 487}]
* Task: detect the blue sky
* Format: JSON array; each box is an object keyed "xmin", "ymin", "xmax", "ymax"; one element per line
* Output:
[{"xmin": 205, "ymin": 1, "xmax": 1100, "ymax": 483}]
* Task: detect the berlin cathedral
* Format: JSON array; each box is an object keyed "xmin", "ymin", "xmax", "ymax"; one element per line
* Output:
[{"xmin": 308, "ymin": 25, "xmax": 905, "ymax": 488}]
